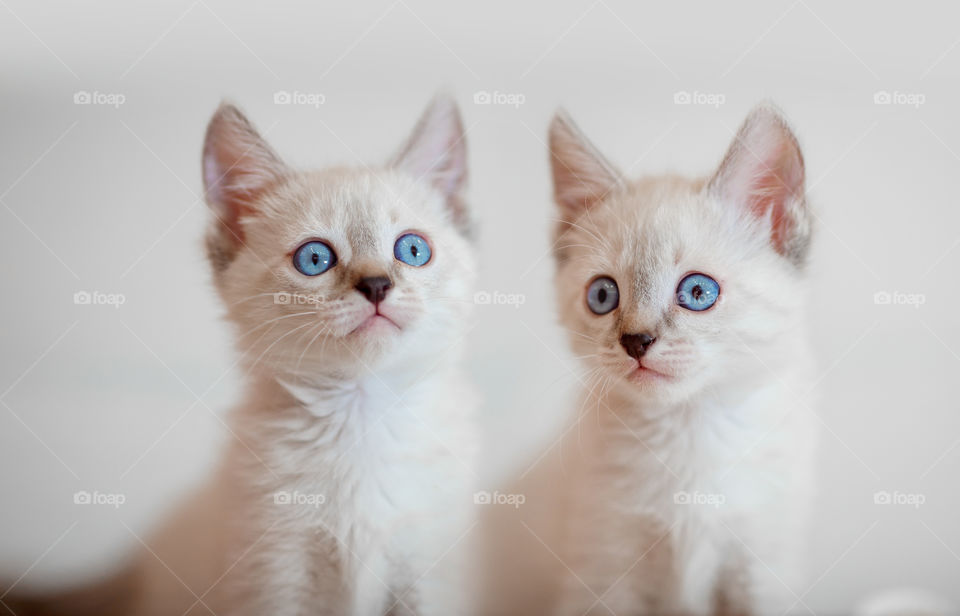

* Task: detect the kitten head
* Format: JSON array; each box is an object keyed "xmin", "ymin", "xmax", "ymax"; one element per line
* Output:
[
  {"xmin": 202, "ymin": 97, "xmax": 474, "ymax": 380},
  {"xmin": 549, "ymin": 104, "xmax": 811, "ymax": 406}
]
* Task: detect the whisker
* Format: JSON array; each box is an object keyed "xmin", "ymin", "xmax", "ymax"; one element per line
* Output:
[
  {"xmin": 552, "ymin": 217, "xmax": 605, "ymax": 245},
  {"xmin": 294, "ymin": 323, "xmax": 331, "ymax": 378},
  {"xmin": 246, "ymin": 321, "xmax": 318, "ymax": 374},
  {"xmin": 568, "ymin": 330, "xmax": 606, "ymax": 345},
  {"xmin": 236, "ymin": 311, "xmax": 317, "ymax": 341},
  {"xmin": 227, "ymin": 292, "xmax": 285, "ymax": 307}
]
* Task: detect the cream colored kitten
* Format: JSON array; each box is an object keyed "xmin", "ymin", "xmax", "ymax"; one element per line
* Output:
[
  {"xmin": 198, "ymin": 97, "xmax": 479, "ymax": 615},
  {"xmin": 549, "ymin": 105, "xmax": 818, "ymax": 615}
]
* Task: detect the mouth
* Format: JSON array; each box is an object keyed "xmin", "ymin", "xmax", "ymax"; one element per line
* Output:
[
  {"xmin": 626, "ymin": 361, "xmax": 670, "ymax": 383},
  {"xmin": 349, "ymin": 310, "xmax": 401, "ymax": 335}
]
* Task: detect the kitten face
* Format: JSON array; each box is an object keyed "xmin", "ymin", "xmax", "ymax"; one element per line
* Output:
[
  {"xmin": 202, "ymin": 98, "xmax": 473, "ymax": 379},
  {"xmin": 549, "ymin": 106, "xmax": 810, "ymax": 406}
]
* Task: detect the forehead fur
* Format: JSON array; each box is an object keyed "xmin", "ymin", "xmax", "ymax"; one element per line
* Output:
[
  {"xmin": 246, "ymin": 167, "xmax": 451, "ymax": 246},
  {"xmin": 561, "ymin": 174, "xmax": 776, "ymax": 289}
]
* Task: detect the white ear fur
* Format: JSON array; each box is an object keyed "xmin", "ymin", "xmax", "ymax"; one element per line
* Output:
[
  {"xmin": 548, "ymin": 110, "xmax": 622, "ymax": 222},
  {"xmin": 391, "ymin": 96, "xmax": 469, "ymax": 227},
  {"xmin": 709, "ymin": 104, "xmax": 810, "ymax": 264}
]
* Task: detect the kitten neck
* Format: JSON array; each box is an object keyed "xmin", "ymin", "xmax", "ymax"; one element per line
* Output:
[{"xmin": 258, "ymin": 350, "xmax": 458, "ymax": 420}]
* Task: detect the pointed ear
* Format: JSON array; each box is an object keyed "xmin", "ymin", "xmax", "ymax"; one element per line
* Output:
[
  {"xmin": 390, "ymin": 96, "xmax": 469, "ymax": 228},
  {"xmin": 202, "ymin": 103, "xmax": 287, "ymax": 263},
  {"xmin": 548, "ymin": 110, "xmax": 621, "ymax": 223},
  {"xmin": 709, "ymin": 104, "xmax": 810, "ymax": 264}
]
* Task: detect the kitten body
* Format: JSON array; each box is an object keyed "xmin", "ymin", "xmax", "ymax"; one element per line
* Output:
[
  {"xmin": 549, "ymin": 106, "xmax": 818, "ymax": 615},
  {"xmin": 85, "ymin": 98, "xmax": 482, "ymax": 616},
  {"xmin": 198, "ymin": 100, "xmax": 479, "ymax": 616}
]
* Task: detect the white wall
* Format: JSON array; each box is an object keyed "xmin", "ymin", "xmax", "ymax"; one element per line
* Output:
[{"xmin": 1, "ymin": 0, "xmax": 959, "ymax": 611}]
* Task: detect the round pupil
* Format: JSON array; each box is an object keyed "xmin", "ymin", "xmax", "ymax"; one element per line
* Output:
[
  {"xmin": 410, "ymin": 244, "xmax": 418, "ymax": 257},
  {"xmin": 691, "ymin": 285, "xmax": 703, "ymax": 301},
  {"xmin": 311, "ymin": 252, "xmax": 320, "ymax": 265},
  {"xmin": 597, "ymin": 287, "xmax": 607, "ymax": 303}
]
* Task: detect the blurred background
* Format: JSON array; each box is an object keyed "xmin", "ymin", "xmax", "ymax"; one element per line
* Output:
[{"xmin": 1, "ymin": 0, "xmax": 959, "ymax": 612}]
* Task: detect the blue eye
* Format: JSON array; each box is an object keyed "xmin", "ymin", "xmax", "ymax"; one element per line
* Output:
[
  {"xmin": 293, "ymin": 241, "xmax": 336, "ymax": 276},
  {"xmin": 586, "ymin": 277, "xmax": 619, "ymax": 315},
  {"xmin": 394, "ymin": 233, "xmax": 431, "ymax": 267},
  {"xmin": 676, "ymin": 273, "xmax": 720, "ymax": 311}
]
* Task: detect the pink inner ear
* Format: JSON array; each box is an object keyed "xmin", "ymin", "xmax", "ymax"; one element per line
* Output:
[
  {"xmin": 392, "ymin": 98, "xmax": 467, "ymax": 201},
  {"xmin": 743, "ymin": 142, "xmax": 804, "ymax": 253},
  {"xmin": 717, "ymin": 116, "xmax": 805, "ymax": 256},
  {"xmin": 202, "ymin": 108, "xmax": 286, "ymax": 244},
  {"xmin": 203, "ymin": 154, "xmax": 228, "ymax": 213},
  {"xmin": 203, "ymin": 144, "xmax": 252, "ymax": 242}
]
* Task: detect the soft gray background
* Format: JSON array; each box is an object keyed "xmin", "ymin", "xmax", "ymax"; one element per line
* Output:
[{"xmin": 1, "ymin": 0, "xmax": 959, "ymax": 612}]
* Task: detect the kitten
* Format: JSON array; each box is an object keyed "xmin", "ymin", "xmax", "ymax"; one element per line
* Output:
[
  {"xmin": 548, "ymin": 105, "xmax": 818, "ymax": 615},
  {"xmin": 197, "ymin": 97, "xmax": 480, "ymax": 615}
]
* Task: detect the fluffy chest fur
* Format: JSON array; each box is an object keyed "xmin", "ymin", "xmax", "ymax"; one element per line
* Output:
[
  {"xmin": 265, "ymin": 371, "xmax": 476, "ymax": 530},
  {"xmin": 220, "ymin": 369, "xmax": 477, "ymax": 615}
]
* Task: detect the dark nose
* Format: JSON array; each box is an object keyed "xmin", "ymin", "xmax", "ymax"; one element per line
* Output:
[
  {"xmin": 620, "ymin": 332, "xmax": 656, "ymax": 360},
  {"xmin": 355, "ymin": 276, "xmax": 392, "ymax": 305}
]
